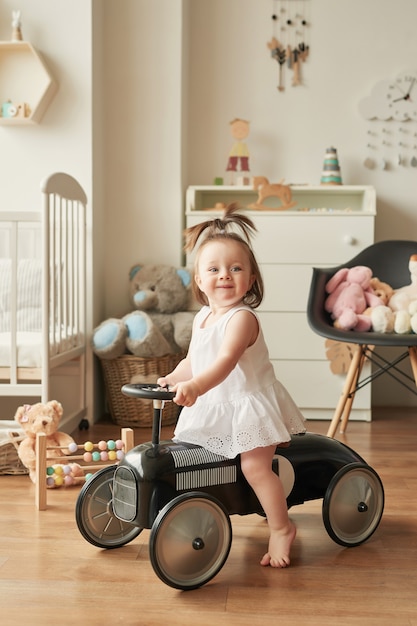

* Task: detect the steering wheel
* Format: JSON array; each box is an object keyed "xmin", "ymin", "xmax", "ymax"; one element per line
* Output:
[{"xmin": 121, "ymin": 382, "xmax": 175, "ymax": 401}]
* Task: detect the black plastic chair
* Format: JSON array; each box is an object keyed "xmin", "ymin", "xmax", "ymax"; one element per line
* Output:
[{"xmin": 307, "ymin": 240, "xmax": 417, "ymax": 438}]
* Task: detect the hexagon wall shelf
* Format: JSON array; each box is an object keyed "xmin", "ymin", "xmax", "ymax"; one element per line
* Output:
[{"xmin": 0, "ymin": 41, "xmax": 57, "ymax": 125}]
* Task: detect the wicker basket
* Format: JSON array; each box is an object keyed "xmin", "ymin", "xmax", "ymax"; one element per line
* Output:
[
  {"xmin": 100, "ymin": 353, "xmax": 184, "ymax": 427},
  {"xmin": 0, "ymin": 426, "xmax": 28, "ymax": 475}
]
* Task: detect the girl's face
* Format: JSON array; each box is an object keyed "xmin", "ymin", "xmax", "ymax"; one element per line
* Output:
[{"xmin": 195, "ymin": 239, "xmax": 255, "ymax": 309}]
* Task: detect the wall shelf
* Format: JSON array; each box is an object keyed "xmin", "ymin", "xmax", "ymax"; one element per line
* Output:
[
  {"xmin": 0, "ymin": 41, "xmax": 57, "ymax": 125},
  {"xmin": 185, "ymin": 185, "xmax": 376, "ymax": 214}
]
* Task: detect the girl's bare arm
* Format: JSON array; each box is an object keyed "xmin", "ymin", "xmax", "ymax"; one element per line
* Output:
[{"xmin": 157, "ymin": 352, "xmax": 193, "ymax": 388}]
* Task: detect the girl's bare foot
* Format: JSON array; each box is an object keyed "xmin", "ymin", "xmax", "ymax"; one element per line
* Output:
[{"xmin": 260, "ymin": 521, "xmax": 296, "ymax": 568}]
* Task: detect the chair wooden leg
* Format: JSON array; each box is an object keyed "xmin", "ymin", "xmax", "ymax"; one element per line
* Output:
[
  {"xmin": 339, "ymin": 350, "xmax": 366, "ymax": 434},
  {"xmin": 326, "ymin": 345, "xmax": 364, "ymax": 438}
]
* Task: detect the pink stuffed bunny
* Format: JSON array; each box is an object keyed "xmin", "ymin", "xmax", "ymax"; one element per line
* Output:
[{"xmin": 325, "ymin": 265, "xmax": 384, "ymax": 331}]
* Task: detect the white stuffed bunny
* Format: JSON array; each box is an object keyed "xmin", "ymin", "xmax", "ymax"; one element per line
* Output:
[{"xmin": 389, "ymin": 255, "xmax": 417, "ymax": 333}]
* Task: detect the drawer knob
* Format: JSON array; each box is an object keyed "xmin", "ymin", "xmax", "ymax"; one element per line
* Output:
[{"xmin": 344, "ymin": 234, "xmax": 356, "ymax": 246}]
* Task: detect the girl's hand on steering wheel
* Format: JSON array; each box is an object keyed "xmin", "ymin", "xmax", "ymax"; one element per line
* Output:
[{"xmin": 171, "ymin": 380, "xmax": 200, "ymax": 407}]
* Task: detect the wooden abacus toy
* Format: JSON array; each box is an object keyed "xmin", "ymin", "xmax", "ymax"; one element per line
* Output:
[{"xmin": 35, "ymin": 427, "xmax": 134, "ymax": 510}]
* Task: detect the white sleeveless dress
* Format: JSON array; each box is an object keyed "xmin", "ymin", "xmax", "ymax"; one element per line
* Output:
[{"xmin": 173, "ymin": 305, "xmax": 306, "ymax": 458}]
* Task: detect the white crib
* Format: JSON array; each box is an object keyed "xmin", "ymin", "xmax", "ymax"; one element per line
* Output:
[{"xmin": 0, "ymin": 172, "xmax": 89, "ymax": 430}]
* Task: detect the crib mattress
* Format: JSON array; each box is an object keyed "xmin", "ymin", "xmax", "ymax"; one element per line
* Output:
[{"xmin": 0, "ymin": 331, "xmax": 82, "ymax": 367}]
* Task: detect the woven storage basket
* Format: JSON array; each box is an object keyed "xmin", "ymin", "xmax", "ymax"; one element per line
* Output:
[
  {"xmin": 100, "ymin": 353, "xmax": 184, "ymax": 427},
  {"xmin": 0, "ymin": 426, "xmax": 28, "ymax": 475}
]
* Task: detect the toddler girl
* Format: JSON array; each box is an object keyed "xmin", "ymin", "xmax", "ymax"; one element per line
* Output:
[{"xmin": 158, "ymin": 204, "xmax": 306, "ymax": 568}]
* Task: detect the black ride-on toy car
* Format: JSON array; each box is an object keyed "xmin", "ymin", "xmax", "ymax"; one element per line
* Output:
[{"xmin": 75, "ymin": 383, "xmax": 384, "ymax": 590}]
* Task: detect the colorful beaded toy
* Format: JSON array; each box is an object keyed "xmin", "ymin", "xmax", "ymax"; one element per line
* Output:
[{"xmin": 45, "ymin": 439, "xmax": 126, "ymax": 488}]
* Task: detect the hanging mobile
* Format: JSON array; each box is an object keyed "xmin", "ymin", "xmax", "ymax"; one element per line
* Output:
[
  {"xmin": 268, "ymin": 0, "xmax": 310, "ymax": 91},
  {"xmin": 267, "ymin": 36, "xmax": 286, "ymax": 91},
  {"xmin": 297, "ymin": 0, "xmax": 310, "ymax": 62},
  {"xmin": 287, "ymin": 1, "xmax": 302, "ymax": 86},
  {"xmin": 292, "ymin": 48, "xmax": 301, "ymax": 86},
  {"xmin": 267, "ymin": 2, "xmax": 286, "ymax": 91},
  {"xmin": 363, "ymin": 157, "xmax": 375, "ymax": 170}
]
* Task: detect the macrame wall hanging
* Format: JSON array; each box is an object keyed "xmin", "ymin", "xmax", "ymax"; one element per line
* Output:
[{"xmin": 267, "ymin": 0, "xmax": 310, "ymax": 92}]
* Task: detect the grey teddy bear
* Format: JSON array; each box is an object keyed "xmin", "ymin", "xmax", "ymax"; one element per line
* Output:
[{"xmin": 92, "ymin": 264, "xmax": 195, "ymax": 359}]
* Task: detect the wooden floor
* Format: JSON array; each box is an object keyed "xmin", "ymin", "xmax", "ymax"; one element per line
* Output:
[{"xmin": 1, "ymin": 408, "xmax": 417, "ymax": 626}]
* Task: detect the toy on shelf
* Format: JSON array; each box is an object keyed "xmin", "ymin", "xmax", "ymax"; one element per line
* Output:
[
  {"xmin": 35, "ymin": 427, "xmax": 134, "ymax": 510},
  {"xmin": 11, "ymin": 10, "xmax": 23, "ymax": 41},
  {"xmin": 1, "ymin": 100, "xmax": 30, "ymax": 119},
  {"xmin": 226, "ymin": 118, "xmax": 251, "ymax": 185},
  {"xmin": 201, "ymin": 201, "xmax": 228, "ymax": 212},
  {"xmin": 248, "ymin": 176, "xmax": 296, "ymax": 210},
  {"xmin": 321, "ymin": 147, "xmax": 343, "ymax": 185}
]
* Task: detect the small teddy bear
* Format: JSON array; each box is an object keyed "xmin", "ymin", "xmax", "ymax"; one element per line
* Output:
[
  {"xmin": 92, "ymin": 264, "xmax": 196, "ymax": 359},
  {"xmin": 366, "ymin": 277, "xmax": 396, "ymax": 333},
  {"xmin": 14, "ymin": 400, "xmax": 75, "ymax": 483},
  {"xmin": 325, "ymin": 265, "xmax": 384, "ymax": 332}
]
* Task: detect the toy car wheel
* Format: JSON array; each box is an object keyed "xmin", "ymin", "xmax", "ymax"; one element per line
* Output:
[
  {"xmin": 75, "ymin": 466, "xmax": 142, "ymax": 549},
  {"xmin": 322, "ymin": 462, "xmax": 384, "ymax": 547},
  {"xmin": 150, "ymin": 492, "xmax": 232, "ymax": 590}
]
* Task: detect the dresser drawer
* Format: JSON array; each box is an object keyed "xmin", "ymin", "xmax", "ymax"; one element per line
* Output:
[
  {"xmin": 272, "ymin": 359, "xmax": 371, "ymax": 411},
  {"xmin": 258, "ymin": 312, "xmax": 327, "ymax": 360},
  {"xmin": 259, "ymin": 264, "xmax": 313, "ymax": 312},
  {"xmin": 248, "ymin": 214, "xmax": 373, "ymax": 264},
  {"xmin": 185, "ymin": 213, "xmax": 373, "ymax": 265}
]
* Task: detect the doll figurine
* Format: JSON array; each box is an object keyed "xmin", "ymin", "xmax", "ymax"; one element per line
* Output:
[{"xmin": 226, "ymin": 118, "xmax": 250, "ymax": 185}]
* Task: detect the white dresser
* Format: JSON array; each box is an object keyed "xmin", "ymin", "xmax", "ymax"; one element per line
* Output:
[{"xmin": 185, "ymin": 185, "xmax": 376, "ymax": 422}]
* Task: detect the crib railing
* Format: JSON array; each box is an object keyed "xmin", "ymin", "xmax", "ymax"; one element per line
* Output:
[
  {"xmin": 0, "ymin": 212, "xmax": 42, "ymax": 390},
  {"xmin": 45, "ymin": 184, "xmax": 86, "ymax": 360},
  {"xmin": 0, "ymin": 173, "xmax": 88, "ymax": 421},
  {"xmin": 41, "ymin": 173, "xmax": 87, "ymax": 403}
]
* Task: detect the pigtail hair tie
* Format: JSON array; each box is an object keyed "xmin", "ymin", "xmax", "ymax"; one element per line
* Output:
[{"xmin": 183, "ymin": 203, "xmax": 257, "ymax": 253}]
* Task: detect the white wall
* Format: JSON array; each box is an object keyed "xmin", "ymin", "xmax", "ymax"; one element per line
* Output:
[{"xmin": 101, "ymin": 0, "xmax": 186, "ymax": 318}]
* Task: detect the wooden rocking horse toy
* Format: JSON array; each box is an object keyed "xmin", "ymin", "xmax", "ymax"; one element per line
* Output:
[{"xmin": 249, "ymin": 176, "xmax": 296, "ymax": 210}]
